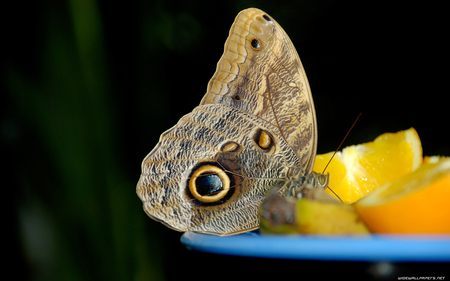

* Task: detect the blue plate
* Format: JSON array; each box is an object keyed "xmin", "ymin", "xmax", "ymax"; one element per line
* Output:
[{"xmin": 181, "ymin": 231, "xmax": 450, "ymax": 262}]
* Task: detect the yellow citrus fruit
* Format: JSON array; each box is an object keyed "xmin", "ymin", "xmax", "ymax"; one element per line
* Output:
[
  {"xmin": 313, "ymin": 128, "xmax": 422, "ymax": 204},
  {"xmin": 354, "ymin": 159, "xmax": 450, "ymax": 233},
  {"xmin": 423, "ymin": 155, "xmax": 450, "ymax": 164}
]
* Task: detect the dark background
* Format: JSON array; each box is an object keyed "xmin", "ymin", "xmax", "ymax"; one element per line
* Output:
[{"xmin": 3, "ymin": 0, "xmax": 448, "ymax": 280}]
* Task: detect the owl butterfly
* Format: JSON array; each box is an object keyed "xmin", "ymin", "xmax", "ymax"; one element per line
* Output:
[{"xmin": 136, "ymin": 8, "xmax": 329, "ymax": 235}]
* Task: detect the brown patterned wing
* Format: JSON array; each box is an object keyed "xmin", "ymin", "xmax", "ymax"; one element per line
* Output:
[
  {"xmin": 137, "ymin": 8, "xmax": 318, "ymax": 235},
  {"xmin": 201, "ymin": 8, "xmax": 317, "ymax": 174}
]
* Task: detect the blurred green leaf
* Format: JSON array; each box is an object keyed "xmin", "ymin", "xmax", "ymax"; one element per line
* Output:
[{"xmin": 7, "ymin": 0, "xmax": 165, "ymax": 280}]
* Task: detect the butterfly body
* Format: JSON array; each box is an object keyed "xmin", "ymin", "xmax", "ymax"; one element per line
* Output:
[{"xmin": 137, "ymin": 8, "xmax": 321, "ymax": 235}]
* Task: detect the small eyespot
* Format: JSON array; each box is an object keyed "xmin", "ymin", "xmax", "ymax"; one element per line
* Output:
[
  {"xmin": 250, "ymin": 38, "xmax": 261, "ymax": 50},
  {"xmin": 233, "ymin": 94, "xmax": 241, "ymax": 101},
  {"xmin": 221, "ymin": 141, "xmax": 240, "ymax": 152},
  {"xmin": 253, "ymin": 129, "xmax": 274, "ymax": 151},
  {"xmin": 263, "ymin": 14, "xmax": 271, "ymax": 22},
  {"xmin": 258, "ymin": 130, "xmax": 271, "ymax": 149},
  {"xmin": 188, "ymin": 165, "xmax": 230, "ymax": 203}
]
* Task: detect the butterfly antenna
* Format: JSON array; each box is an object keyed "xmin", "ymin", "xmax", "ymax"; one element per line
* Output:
[
  {"xmin": 322, "ymin": 113, "xmax": 362, "ymax": 174},
  {"xmin": 322, "ymin": 113, "xmax": 362, "ymax": 204},
  {"xmin": 326, "ymin": 184, "xmax": 343, "ymax": 203}
]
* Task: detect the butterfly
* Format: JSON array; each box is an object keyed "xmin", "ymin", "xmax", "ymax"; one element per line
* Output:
[{"xmin": 136, "ymin": 8, "xmax": 328, "ymax": 235}]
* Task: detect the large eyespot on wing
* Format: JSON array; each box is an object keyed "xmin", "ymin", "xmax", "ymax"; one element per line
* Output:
[
  {"xmin": 188, "ymin": 164, "xmax": 231, "ymax": 203},
  {"xmin": 200, "ymin": 8, "xmax": 317, "ymax": 174},
  {"xmin": 185, "ymin": 160, "xmax": 240, "ymax": 207}
]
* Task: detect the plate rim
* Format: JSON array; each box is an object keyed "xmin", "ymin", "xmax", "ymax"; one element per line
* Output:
[{"xmin": 180, "ymin": 231, "xmax": 450, "ymax": 262}]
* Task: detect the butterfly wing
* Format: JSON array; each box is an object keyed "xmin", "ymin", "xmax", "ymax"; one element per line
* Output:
[
  {"xmin": 202, "ymin": 8, "xmax": 317, "ymax": 173},
  {"xmin": 137, "ymin": 8, "xmax": 317, "ymax": 235}
]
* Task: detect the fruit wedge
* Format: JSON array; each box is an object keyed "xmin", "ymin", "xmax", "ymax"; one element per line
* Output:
[
  {"xmin": 423, "ymin": 155, "xmax": 449, "ymax": 164},
  {"xmin": 313, "ymin": 128, "xmax": 422, "ymax": 204},
  {"xmin": 295, "ymin": 199, "xmax": 370, "ymax": 235},
  {"xmin": 260, "ymin": 189, "xmax": 369, "ymax": 235},
  {"xmin": 354, "ymin": 159, "xmax": 450, "ymax": 234}
]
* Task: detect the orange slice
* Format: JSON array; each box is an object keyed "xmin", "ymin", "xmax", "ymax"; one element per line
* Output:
[
  {"xmin": 423, "ymin": 155, "xmax": 450, "ymax": 164},
  {"xmin": 313, "ymin": 128, "xmax": 422, "ymax": 203},
  {"xmin": 354, "ymin": 159, "xmax": 450, "ymax": 233}
]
